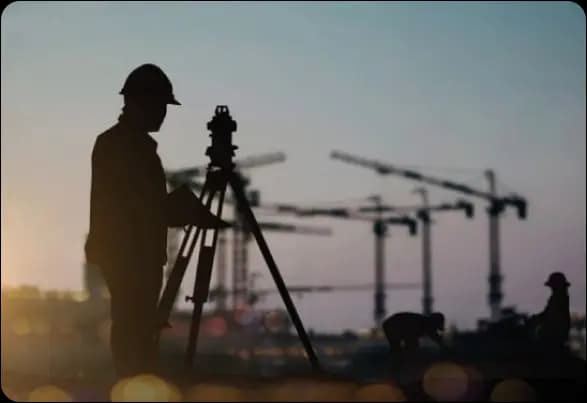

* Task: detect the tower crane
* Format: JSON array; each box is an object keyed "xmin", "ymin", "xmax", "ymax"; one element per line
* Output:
[
  {"xmin": 358, "ymin": 192, "xmax": 474, "ymax": 315},
  {"xmin": 279, "ymin": 195, "xmax": 418, "ymax": 327},
  {"xmin": 331, "ymin": 150, "xmax": 527, "ymax": 321}
]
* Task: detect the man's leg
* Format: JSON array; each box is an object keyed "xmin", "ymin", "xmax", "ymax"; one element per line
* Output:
[
  {"xmin": 101, "ymin": 265, "xmax": 138, "ymax": 378},
  {"xmin": 103, "ymin": 263, "xmax": 163, "ymax": 377},
  {"xmin": 405, "ymin": 337, "xmax": 420, "ymax": 352},
  {"xmin": 110, "ymin": 301, "xmax": 138, "ymax": 378},
  {"xmin": 132, "ymin": 266, "xmax": 163, "ymax": 374}
]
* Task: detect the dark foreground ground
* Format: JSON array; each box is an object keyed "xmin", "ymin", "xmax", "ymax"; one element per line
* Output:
[{"xmin": 3, "ymin": 356, "xmax": 585, "ymax": 402}]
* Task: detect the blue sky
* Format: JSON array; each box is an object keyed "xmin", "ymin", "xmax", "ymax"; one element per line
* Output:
[{"xmin": 1, "ymin": 1, "xmax": 585, "ymax": 331}]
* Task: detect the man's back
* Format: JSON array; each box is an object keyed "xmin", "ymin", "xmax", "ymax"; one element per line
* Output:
[
  {"xmin": 540, "ymin": 292, "xmax": 571, "ymax": 343},
  {"xmin": 384, "ymin": 312, "xmax": 432, "ymax": 339}
]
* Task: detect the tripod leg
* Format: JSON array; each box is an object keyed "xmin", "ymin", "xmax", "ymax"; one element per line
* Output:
[
  {"xmin": 184, "ymin": 246, "xmax": 214, "ymax": 371},
  {"xmin": 156, "ymin": 180, "xmax": 213, "ymax": 333},
  {"xmin": 228, "ymin": 173, "xmax": 321, "ymax": 371},
  {"xmin": 184, "ymin": 181, "xmax": 229, "ymax": 373},
  {"xmin": 157, "ymin": 226, "xmax": 195, "ymax": 324}
]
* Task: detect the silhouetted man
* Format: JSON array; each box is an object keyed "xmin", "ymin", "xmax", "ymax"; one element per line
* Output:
[
  {"xmin": 382, "ymin": 312, "xmax": 445, "ymax": 352},
  {"xmin": 85, "ymin": 64, "xmax": 227, "ymax": 378},
  {"xmin": 529, "ymin": 272, "xmax": 571, "ymax": 352}
]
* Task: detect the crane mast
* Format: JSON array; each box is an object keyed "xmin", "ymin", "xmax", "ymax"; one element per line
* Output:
[
  {"xmin": 292, "ymin": 199, "xmax": 418, "ymax": 327},
  {"xmin": 357, "ymin": 195, "xmax": 474, "ymax": 315},
  {"xmin": 415, "ymin": 188, "xmax": 433, "ymax": 316}
]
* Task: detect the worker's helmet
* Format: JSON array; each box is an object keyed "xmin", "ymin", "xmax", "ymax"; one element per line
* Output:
[
  {"xmin": 545, "ymin": 272, "xmax": 570, "ymax": 288},
  {"xmin": 119, "ymin": 64, "xmax": 180, "ymax": 105}
]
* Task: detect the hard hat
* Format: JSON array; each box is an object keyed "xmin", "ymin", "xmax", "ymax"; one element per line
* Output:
[
  {"xmin": 545, "ymin": 272, "xmax": 570, "ymax": 288},
  {"xmin": 119, "ymin": 64, "xmax": 180, "ymax": 105}
]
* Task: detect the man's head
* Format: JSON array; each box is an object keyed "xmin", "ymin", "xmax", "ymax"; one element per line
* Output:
[
  {"xmin": 545, "ymin": 272, "xmax": 570, "ymax": 292},
  {"xmin": 123, "ymin": 95, "xmax": 168, "ymax": 133},
  {"xmin": 119, "ymin": 64, "xmax": 180, "ymax": 132}
]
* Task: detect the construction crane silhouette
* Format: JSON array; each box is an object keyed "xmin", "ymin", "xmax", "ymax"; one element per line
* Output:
[
  {"xmin": 166, "ymin": 152, "xmax": 332, "ymax": 312},
  {"xmin": 269, "ymin": 195, "xmax": 419, "ymax": 327},
  {"xmin": 209, "ymin": 282, "xmax": 421, "ymax": 308},
  {"xmin": 357, "ymin": 190, "xmax": 474, "ymax": 315},
  {"xmin": 331, "ymin": 150, "xmax": 527, "ymax": 321}
]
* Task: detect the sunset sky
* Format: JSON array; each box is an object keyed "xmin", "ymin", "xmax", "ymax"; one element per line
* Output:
[{"xmin": 1, "ymin": 1, "xmax": 585, "ymax": 332}]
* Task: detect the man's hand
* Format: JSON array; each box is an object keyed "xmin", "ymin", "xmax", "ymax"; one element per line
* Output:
[{"xmin": 167, "ymin": 185, "xmax": 231, "ymax": 229}]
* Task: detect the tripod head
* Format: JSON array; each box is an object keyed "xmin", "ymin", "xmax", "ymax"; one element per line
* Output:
[{"xmin": 206, "ymin": 106, "xmax": 238, "ymax": 170}]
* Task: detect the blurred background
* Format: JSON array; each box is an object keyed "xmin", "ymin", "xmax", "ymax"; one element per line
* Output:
[{"xmin": 1, "ymin": 1, "xmax": 585, "ymax": 401}]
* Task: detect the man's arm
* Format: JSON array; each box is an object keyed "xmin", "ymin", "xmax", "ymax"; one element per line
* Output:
[{"xmin": 165, "ymin": 184, "xmax": 230, "ymax": 229}]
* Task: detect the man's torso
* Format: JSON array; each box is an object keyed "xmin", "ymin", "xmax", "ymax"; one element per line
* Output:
[{"xmin": 87, "ymin": 122, "xmax": 168, "ymax": 269}]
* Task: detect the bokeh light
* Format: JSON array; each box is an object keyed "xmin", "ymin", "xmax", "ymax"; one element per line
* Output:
[
  {"xmin": 264, "ymin": 310, "xmax": 284, "ymax": 333},
  {"xmin": 111, "ymin": 374, "xmax": 181, "ymax": 402},
  {"xmin": 422, "ymin": 362, "xmax": 469, "ymax": 401},
  {"xmin": 27, "ymin": 385, "xmax": 73, "ymax": 402},
  {"xmin": 31, "ymin": 319, "xmax": 51, "ymax": 335},
  {"xmin": 268, "ymin": 379, "xmax": 309, "ymax": 401},
  {"xmin": 185, "ymin": 383, "xmax": 243, "ymax": 402},
  {"xmin": 308, "ymin": 381, "xmax": 356, "ymax": 402},
  {"xmin": 462, "ymin": 365, "xmax": 485, "ymax": 401},
  {"xmin": 490, "ymin": 379, "xmax": 536, "ymax": 402},
  {"xmin": 237, "ymin": 348, "xmax": 251, "ymax": 361},
  {"xmin": 71, "ymin": 290, "xmax": 90, "ymax": 303},
  {"xmin": 234, "ymin": 305, "xmax": 258, "ymax": 327},
  {"xmin": 203, "ymin": 315, "xmax": 228, "ymax": 338},
  {"xmin": 265, "ymin": 379, "xmax": 356, "ymax": 402},
  {"xmin": 100, "ymin": 288, "xmax": 111, "ymax": 299},
  {"xmin": 12, "ymin": 316, "xmax": 31, "ymax": 336},
  {"xmin": 353, "ymin": 383, "xmax": 406, "ymax": 402}
]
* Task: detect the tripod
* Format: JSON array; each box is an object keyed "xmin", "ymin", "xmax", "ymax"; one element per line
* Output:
[{"xmin": 156, "ymin": 106, "xmax": 321, "ymax": 372}]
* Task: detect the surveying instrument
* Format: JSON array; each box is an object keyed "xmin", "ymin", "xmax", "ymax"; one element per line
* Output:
[{"xmin": 156, "ymin": 106, "xmax": 321, "ymax": 372}]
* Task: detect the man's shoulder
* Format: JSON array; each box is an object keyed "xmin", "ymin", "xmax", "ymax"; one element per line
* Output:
[
  {"xmin": 93, "ymin": 124, "xmax": 127, "ymax": 156},
  {"xmin": 95, "ymin": 124, "xmax": 120, "ymax": 146}
]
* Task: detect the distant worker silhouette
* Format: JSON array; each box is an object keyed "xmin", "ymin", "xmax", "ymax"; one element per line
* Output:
[
  {"xmin": 85, "ymin": 64, "xmax": 228, "ymax": 378},
  {"xmin": 528, "ymin": 272, "xmax": 571, "ymax": 353},
  {"xmin": 382, "ymin": 312, "xmax": 445, "ymax": 353}
]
